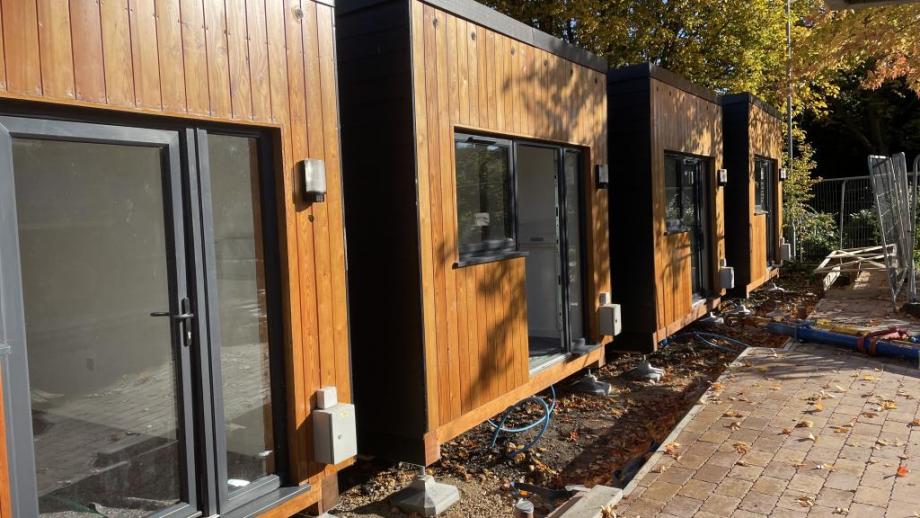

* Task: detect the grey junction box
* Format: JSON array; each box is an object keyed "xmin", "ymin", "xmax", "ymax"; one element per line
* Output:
[{"xmin": 313, "ymin": 402, "xmax": 358, "ymax": 465}]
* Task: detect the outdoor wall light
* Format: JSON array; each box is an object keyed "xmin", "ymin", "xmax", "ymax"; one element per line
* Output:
[
  {"xmin": 596, "ymin": 164, "xmax": 609, "ymax": 189},
  {"xmin": 717, "ymin": 168, "xmax": 729, "ymax": 186},
  {"xmin": 300, "ymin": 158, "xmax": 327, "ymax": 202},
  {"xmin": 779, "ymin": 167, "xmax": 788, "ymax": 181}
]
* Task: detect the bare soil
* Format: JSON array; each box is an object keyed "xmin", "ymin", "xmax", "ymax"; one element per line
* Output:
[{"xmin": 329, "ymin": 267, "xmax": 820, "ymax": 517}]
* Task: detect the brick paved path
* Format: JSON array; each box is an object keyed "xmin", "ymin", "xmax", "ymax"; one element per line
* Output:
[{"xmin": 614, "ymin": 342, "xmax": 920, "ymax": 518}]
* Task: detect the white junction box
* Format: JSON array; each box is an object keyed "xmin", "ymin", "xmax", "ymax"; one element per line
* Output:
[
  {"xmin": 599, "ymin": 303, "xmax": 622, "ymax": 337},
  {"xmin": 314, "ymin": 391, "xmax": 357, "ymax": 465}
]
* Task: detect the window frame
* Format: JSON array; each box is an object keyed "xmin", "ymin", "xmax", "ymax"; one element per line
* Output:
[
  {"xmin": 0, "ymin": 113, "xmax": 293, "ymax": 518},
  {"xmin": 454, "ymin": 132, "xmax": 517, "ymax": 261},
  {"xmin": 663, "ymin": 152, "xmax": 706, "ymax": 234},
  {"xmin": 753, "ymin": 156, "xmax": 775, "ymax": 215}
]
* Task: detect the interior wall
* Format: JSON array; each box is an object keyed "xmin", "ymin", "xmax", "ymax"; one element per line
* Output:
[
  {"xmin": 409, "ymin": 0, "xmax": 609, "ymax": 431},
  {"xmin": 0, "ymin": 0, "xmax": 349, "ymax": 499}
]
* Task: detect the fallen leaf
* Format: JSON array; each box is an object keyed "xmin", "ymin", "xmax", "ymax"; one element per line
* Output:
[
  {"xmin": 910, "ymin": 419, "xmax": 920, "ymax": 427},
  {"xmin": 733, "ymin": 441, "xmax": 750, "ymax": 454},
  {"xmin": 862, "ymin": 375, "xmax": 878, "ymax": 382},
  {"xmin": 805, "ymin": 433, "xmax": 817, "ymax": 442},
  {"xmin": 798, "ymin": 495, "xmax": 816, "ymax": 507},
  {"xmin": 782, "ymin": 428, "xmax": 793, "ymax": 435},
  {"xmin": 664, "ymin": 442, "xmax": 681, "ymax": 457},
  {"xmin": 897, "ymin": 465, "xmax": 910, "ymax": 477},
  {"xmin": 723, "ymin": 410, "xmax": 744, "ymax": 418},
  {"xmin": 810, "ymin": 401, "xmax": 825, "ymax": 413},
  {"xmin": 796, "ymin": 419, "xmax": 814, "ymax": 428},
  {"xmin": 727, "ymin": 421, "xmax": 742, "ymax": 431},
  {"xmin": 833, "ymin": 507, "xmax": 849, "ymax": 515},
  {"xmin": 882, "ymin": 401, "xmax": 898, "ymax": 410}
]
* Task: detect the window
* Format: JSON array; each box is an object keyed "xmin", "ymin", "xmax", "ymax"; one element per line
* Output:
[
  {"xmin": 455, "ymin": 134, "xmax": 514, "ymax": 257},
  {"xmin": 0, "ymin": 116, "xmax": 291, "ymax": 518},
  {"xmin": 754, "ymin": 157, "xmax": 773, "ymax": 213},
  {"xmin": 664, "ymin": 154, "xmax": 701, "ymax": 233}
]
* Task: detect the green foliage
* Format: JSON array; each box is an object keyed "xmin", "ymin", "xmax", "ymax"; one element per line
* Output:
[{"xmin": 795, "ymin": 209, "xmax": 839, "ymax": 259}]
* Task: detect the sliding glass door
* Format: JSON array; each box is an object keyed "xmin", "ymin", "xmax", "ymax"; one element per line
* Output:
[{"xmin": 0, "ymin": 116, "xmax": 285, "ymax": 517}]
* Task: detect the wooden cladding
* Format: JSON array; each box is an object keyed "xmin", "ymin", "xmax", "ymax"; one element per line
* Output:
[
  {"xmin": 723, "ymin": 95, "xmax": 783, "ymax": 297},
  {"xmin": 409, "ymin": 0, "xmax": 610, "ymax": 431},
  {"xmin": 608, "ymin": 65, "xmax": 724, "ymax": 351},
  {"xmin": 649, "ymin": 78, "xmax": 725, "ymax": 333},
  {"xmin": 0, "ymin": 0, "xmax": 350, "ymax": 503}
]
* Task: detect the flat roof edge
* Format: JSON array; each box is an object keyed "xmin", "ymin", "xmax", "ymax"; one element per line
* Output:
[
  {"xmin": 607, "ymin": 63, "xmax": 720, "ymax": 104},
  {"xmin": 337, "ymin": 0, "xmax": 607, "ymax": 73},
  {"xmin": 721, "ymin": 92, "xmax": 783, "ymax": 120}
]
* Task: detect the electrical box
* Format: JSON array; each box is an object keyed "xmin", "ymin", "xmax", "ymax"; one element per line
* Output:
[
  {"xmin": 780, "ymin": 242, "xmax": 792, "ymax": 262},
  {"xmin": 314, "ymin": 402, "xmax": 357, "ymax": 465},
  {"xmin": 596, "ymin": 164, "xmax": 609, "ymax": 189},
  {"xmin": 317, "ymin": 386, "xmax": 338, "ymax": 409},
  {"xmin": 720, "ymin": 265, "xmax": 735, "ymax": 291},
  {"xmin": 599, "ymin": 303, "xmax": 622, "ymax": 336},
  {"xmin": 717, "ymin": 168, "xmax": 729, "ymax": 186}
]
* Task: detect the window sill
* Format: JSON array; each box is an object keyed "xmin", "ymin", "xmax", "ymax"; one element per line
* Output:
[
  {"xmin": 221, "ymin": 483, "xmax": 312, "ymax": 518},
  {"xmin": 454, "ymin": 250, "xmax": 528, "ymax": 269}
]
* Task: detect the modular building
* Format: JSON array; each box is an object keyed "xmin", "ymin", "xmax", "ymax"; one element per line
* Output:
[
  {"xmin": 337, "ymin": 0, "xmax": 613, "ymax": 465},
  {"xmin": 722, "ymin": 93, "xmax": 785, "ymax": 297},
  {"xmin": 0, "ymin": 1, "xmax": 353, "ymax": 516},
  {"xmin": 607, "ymin": 64, "xmax": 729, "ymax": 352}
]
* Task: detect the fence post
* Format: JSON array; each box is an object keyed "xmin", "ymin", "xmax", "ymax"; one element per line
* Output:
[{"xmin": 839, "ymin": 179, "xmax": 847, "ymax": 250}]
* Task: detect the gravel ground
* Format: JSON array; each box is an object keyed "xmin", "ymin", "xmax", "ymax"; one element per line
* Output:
[{"xmin": 329, "ymin": 267, "xmax": 820, "ymax": 517}]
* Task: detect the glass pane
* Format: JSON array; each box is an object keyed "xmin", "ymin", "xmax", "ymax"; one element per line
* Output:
[
  {"xmin": 664, "ymin": 156, "xmax": 681, "ymax": 229},
  {"xmin": 681, "ymin": 163, "xmax": 697, "ymax": 229},
  {"xmin": 754, "ymin": 159, "xmax": 766, "ymax": 211},
  {"xmin": 207, "ymin": 134, "xmax": 276, "ymax": 493},
  {"xmin": 563, "ymin": 151, "xmax": 584, "ymax": 344},
  {"xmin": 455, "ymin": 139, "xmax": 513, "ymax": 253},
  {"xmin": 13, "ymin": 138, "xmax": 183, "ymax": 515}
]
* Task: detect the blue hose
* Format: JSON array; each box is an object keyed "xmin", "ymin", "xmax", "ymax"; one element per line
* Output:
[{"xmin": 488, "ymin": 385, "xmax": 556, "ymax": 455}]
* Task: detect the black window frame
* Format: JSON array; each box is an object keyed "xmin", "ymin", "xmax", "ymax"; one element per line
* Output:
[
  {"xmin": 754, "ymin": 156, "xmax": 775, "ymax": 215},
  {"xmin": 0, "ymin": 112, "xmax": 296, "ymax": 518},
  {"xmin": 663, "ymin": 152, "xmax": 707, "ymax": 234},
  {"xmin": 454, "ymin": 132, "xmax": 517, "ymax": 261}
]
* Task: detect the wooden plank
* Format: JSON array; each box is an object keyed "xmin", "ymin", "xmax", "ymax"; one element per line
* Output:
[
  {"xmin": 465, "ymin": 21, "xmax": 478, "ymax": 127},
  {"xmin": 464, "ymin": 266, "xmax": 480, "ymax": 409},
  {"xmin": 100, "ymin": 0, "xmax": 135, "ymax": 106},
  {"xmin": 155, "ymin": 0, "xmax": 187, "ymax": 111},
  {"xmin": 434, "ymin": 3, "xmax": 461, "ymax": 424},
  {"xmin": 179, "ymin": 0, "xmax": 209, "ymax": 114},
  {"xmin": 225, "ymin": 0, "xmax": 253, "ymax": 119},
  {"xmin": 129, "ymin": 0, "xmax": 162, "ymax": 109},
  {"xmin": 422, "ymin": 3, "xmax": 449, "ymax": 428},
  {"xmin": 246, "ymin": 0, "xmax": 271, "ymax": 121},
  {"xmin": 455, "ymin": 18, "xmax": 469, "ymax": 127},
  {"xmin": 410, "ymin": 0, "xmax": 440, "ymax": 431},
  {"xmin": 0, "ymin": 4, "xmax": 5, "ymax": 90},
  {"xmin": 283, "ymin": 0, "xmax": 321, "ymax": 483},
  {"xmin": 36, "ymin": 0, "xmax": 75, "ymax": 99},
  {"xmin": 2, "ymin": 0, "xmax": 43, "ymax": 95},
  {"xmin": 203, "ymin": 0, "xmax": 231, "ymax": 117},
  {"xmin": 301, "ymin": 0, "xmax": 334, "ymax": 390},
  {"xmin": 316, "ymin": 3, "xmax": 349, "ymax": 402}
]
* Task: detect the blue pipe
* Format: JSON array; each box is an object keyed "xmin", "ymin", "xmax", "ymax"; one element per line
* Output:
[
  {"xmin": 766, "ymin": 321, "xmax": 920, "ymax": 361},
  {"xmin": 488, "ymin": 385, "xmax": 556, "ymax": 455}
]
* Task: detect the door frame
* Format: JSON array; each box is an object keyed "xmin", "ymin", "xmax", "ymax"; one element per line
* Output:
[
  {"xmin": 0, "ymin": 115, "xmax": 200, "ymax": 518},
  {"xmin": 0, "ymin": 113, "xmax": 292, "ymax": 517},
  {"xmin": 513, "ymin": 141, "xmax": 589, "ymax": 359}
]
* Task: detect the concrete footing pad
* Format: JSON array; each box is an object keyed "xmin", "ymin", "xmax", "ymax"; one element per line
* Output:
[
  {"xmin": 570, "ymin": 372, "xmax": 613, "ymax": 396},
  {"xmin": 391, "ymin": 474, "xmax": 460, "ymax": 516}
]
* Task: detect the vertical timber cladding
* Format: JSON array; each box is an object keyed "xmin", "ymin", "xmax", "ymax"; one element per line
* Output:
[
  {"xmin": 722, "ymin": 94, "xmax": 783, "ymax": 297},
  {"xmin": 0, "ymin": 0, "xmax": 351, "ymax": 508},
  {"xmin": 408, "ymin": 0, "xmax": 610, "ymax": 431},
  {"xmin": 650, "ymin": 76, "xmax": 725, "ymax": 338},
  {"xmin": 608, "ymin": 64, "xmax": 725, "ymax": 351}
]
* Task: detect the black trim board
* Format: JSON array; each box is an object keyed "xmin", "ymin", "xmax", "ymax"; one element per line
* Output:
[
  {"xmin": 335, "ymin": 0, "xmax": 431, "ymax": 458},
  {"xmin": 336, "ymin": 0, "xmax": 607, "ymax": 72},
  {"xmin": 608, "ymin": 63, "xmax": 720, "ymax": 104},
  {"xmin": 721, "ymin": 92, "xmax": 782, "ymax": 121},
  {"xmin": 722, "ymin": 99, "xmax": 754, "ymax": 292}
]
